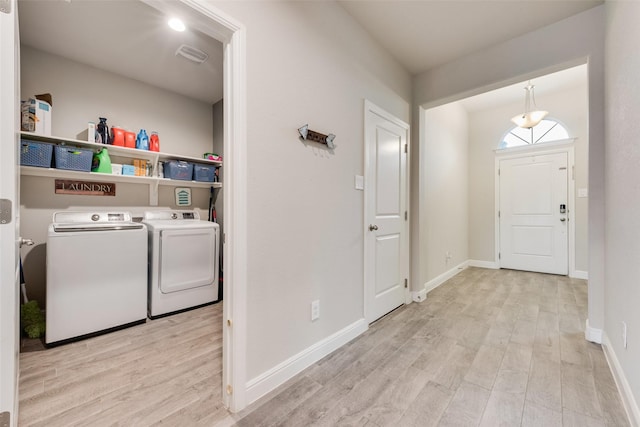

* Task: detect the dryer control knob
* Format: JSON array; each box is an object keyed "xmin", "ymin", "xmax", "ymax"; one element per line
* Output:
[{"xmin": 91, "ymin": 214, "xmax": 100, "ymax": 221}]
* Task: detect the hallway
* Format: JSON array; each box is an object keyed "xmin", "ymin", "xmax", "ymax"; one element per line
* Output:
[{"xmin": 233, "ymin": 268, "xmax": 629, "ymax": 426}]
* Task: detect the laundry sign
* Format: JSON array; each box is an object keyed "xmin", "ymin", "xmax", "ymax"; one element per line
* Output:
[{"xmin": 55, "ymin": 179, "xmax": 116, "ymax": 196}]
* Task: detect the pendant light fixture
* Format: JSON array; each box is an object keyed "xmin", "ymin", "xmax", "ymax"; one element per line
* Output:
[{"xmin": 511, "ymin": 81, "xmax": 548, "ymax": 129}]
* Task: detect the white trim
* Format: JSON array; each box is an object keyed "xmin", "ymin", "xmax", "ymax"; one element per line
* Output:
[
  {"xmin": 412, "ymin": 288, "xmax": 427, "ymax": 303},
  {"xmin": 0, "ymin": 1, "xmax": 20, "ymax": 422},
  {"xmin": 245, "ymin": 319, "xmax": 368, "ymax": 405},
  {"xmin": 144, "ymin": 0, "xmax": 248, "ymax": 412},
  {"xmin": 424, "ymin": 261, "xmax": 468, "ymax": 294},
  {"xmin": 602, "ymin": 333, "xmax": 640, "ymax": 427},
  {"xmin": 572, "ymin": 270, "xmax": 589, "ymax": 280},
  {"xmin": 584, "ymin": 318, "xmax": 602, "ymax": 344},
  {"xmin": 363, "ymin": 100, "xmax": 411, "ymax": 323},
  {"xmin": 494, "ymin": 137, "xmax": 577, "ymax": 154},
  {"xmin": 468, "ymin": 260, "xmax": 499, "ymax": 269},
  {"xmin": 222, "ymin": 24, "xmax": 248, "ymax": 413},
  {"xmin": 495, "ymin": 144, "xmax": 576, "ymax": 277}
]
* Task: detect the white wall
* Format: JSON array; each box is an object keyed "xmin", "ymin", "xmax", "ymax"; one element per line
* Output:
[
  {"xmin": 467, "ymin": 84, "xmax": 589, "ymax": 272},
  {"xmin": 21, "ymin": 46, "xmax": 213, "ymax": 158},
  {"xmin": 19, "ymin": 47, "xmax": 217, "ymax": 305},
  {"xmin": 412, "ymin": 5, "xmax": 605, "ymax": 331},
  {"xmin": 604, "ymin": 0, "xmax": 640, "ymax": 420},
  {"xmin": 421, "ymin": 103, "xmax": 468, "ymax": 285},
  {"xmin": 210, "ymin": 1, "xmax": 411, "ymax": 383}
]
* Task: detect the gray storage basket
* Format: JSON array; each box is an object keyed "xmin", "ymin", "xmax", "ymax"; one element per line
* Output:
[
  {"xmin": 20, "ymin": 140, "xmax": 53, "ymax": 168},
  {"xmin": 164, "ymin": 160, "xmax": 194, "ymax": 181},
  {"xmin": 54, "ymin": 145, "xmax": 93, "ymax": 172}
]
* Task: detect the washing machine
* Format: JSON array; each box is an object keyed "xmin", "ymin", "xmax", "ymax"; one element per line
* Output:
[
  {"xmin": 143, "ymin": 210, "xmax": 220, "ymax": 318},
  {"xmin": 46, "ymin": 211, "xmax": 147, "ymax": 346}
]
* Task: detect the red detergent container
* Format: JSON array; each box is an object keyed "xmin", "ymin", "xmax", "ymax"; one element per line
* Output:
[
  {"xmin": 150, "ymin": 131, "xmax": 160, "ymax": 152},
  {"xmin": 111, "ymin": 126, "xmax": 125, "ymax": 146},
  {"xmin": 124, "ymin": 130, "xmax": 136, "ymax": 148}
]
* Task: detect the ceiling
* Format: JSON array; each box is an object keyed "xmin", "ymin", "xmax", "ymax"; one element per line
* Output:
[
  {"xmin": 18, "ymin": 0, "xmax": 223, "ymax": 104},
  {"xmin": 338, "ymin": 0, "xmax": 603, "ymax": 75},
  {"xmin": 458, "ymin": 63, "xmax": 587, "ymax": 113},
  {"xmin": 17, "ymin": 1, "xmax": 600, "ymax": 107}
]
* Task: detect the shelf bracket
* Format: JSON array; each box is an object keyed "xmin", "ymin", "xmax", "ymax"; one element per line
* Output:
[{"xmin": 150, "ymin": 180, "xmax": 159, "ymax": 206}]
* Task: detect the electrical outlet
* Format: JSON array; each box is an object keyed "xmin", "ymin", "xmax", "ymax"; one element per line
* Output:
[
  {"xmin": 311, "ymin": 300, "xmax": 320, "ymax": 321},
  {"xmin": 622, "ymin": 321, "xmax": 628, "ymax": 349}
]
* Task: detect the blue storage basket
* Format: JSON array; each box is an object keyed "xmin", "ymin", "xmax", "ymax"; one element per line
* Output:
[
  {"xmin": 54, "ymin": 145, "xmax": 93, "ymax": 172},
  {"xmin": 164, "ymin": 160, "xmax": 193, "ymax": 181},
  {"xmin": 193, "ymin": 164, "xmax": 216, "ymax": 182},
  {"xmin": 20, "ymin": 140, "xmax": 53, "ymax": 168}
]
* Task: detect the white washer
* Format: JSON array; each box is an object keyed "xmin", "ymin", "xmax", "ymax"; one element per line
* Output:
[
  {"xmin": 46, "ymin": 211, "xmax": 147, "ymax": 346},
  {"xmin": 143, "ymin": 210, "xmax": 219, "ymax": 318}
]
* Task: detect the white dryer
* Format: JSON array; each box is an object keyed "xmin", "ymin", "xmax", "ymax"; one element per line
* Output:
[{"xmin": 143, "ymin": 210, "xmax": 220, "ymax": 318}]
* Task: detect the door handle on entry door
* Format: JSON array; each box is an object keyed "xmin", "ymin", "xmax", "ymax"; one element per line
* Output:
[
  {"xmin": 369, "ymin": 224, "xmax": 378, "ymax": 231},
  {"xmin": 560, "ymin": 218, "xmax": 566, "ymax": 222}
]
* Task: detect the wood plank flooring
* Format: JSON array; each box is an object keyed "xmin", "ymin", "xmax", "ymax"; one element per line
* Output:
[
  {"xmin": 18, "ymin": 302, "xmax": 228, "ymax": 426},
  {"xmin": 19, "ymin": 268, "xmax": 630, "ymax": 426},
  {"xmin": 230, "ymin": 268, "xmax": 630, "ymax": 427}
]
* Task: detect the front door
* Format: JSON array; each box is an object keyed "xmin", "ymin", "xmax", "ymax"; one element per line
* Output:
[
  {"xmin": 364, "ymin": 101, "xmax": 409, "ymax": 323},
  {"xmin": 0, "ymin": 0, "xmax": 21, "ymax": 424},
  {"xmin": 499, "ymin": 152, "xmax": 568, "ymax": 275}
]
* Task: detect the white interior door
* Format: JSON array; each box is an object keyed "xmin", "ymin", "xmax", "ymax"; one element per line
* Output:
[
  {"xmin": 364, "ymin": 101, "xmax": 409, "ymax": 323},
  {"xmin": 499, "ymin": 152, "xmax": 568, "ymax": 275},
  {"xmin": 0, "ymin": 1, "xmax": 21, "ymax": 424}
]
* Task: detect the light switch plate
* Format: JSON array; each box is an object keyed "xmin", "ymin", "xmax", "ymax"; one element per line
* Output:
[
  {"xmin": 578, "ymin": 188, "xmax": 588, "ymax": 198},
  {"xmin": 355, "ymin": 175, "xmax": 364, "ymax": 190}
]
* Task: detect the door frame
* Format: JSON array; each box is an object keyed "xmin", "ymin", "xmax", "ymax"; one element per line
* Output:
[
  {"xmin": 121, "ymin": 0, "xmax": 251, "ymax": 412},
  {"xmin": 494, "ymin": 141, "xmax": 576, "ymax": 277},
  {"xmin": 0, "ymin": 0, "xmax": 20, "ymax": 423},
  {"xmin": 363, "ymin": 100, "xmax": 411, "ymax": 324}
]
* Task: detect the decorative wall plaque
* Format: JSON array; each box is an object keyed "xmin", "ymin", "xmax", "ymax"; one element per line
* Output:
[
  {"xmin": 55, "ymin": 179, "xmax": 116, "ymax": 196},
  {"xmin": 298, "ymin": 124, "xmax": 336, "ymax": 149}
]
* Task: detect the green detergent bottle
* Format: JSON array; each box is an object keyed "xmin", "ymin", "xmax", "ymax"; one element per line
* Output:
[{"xmin": 92, "ymin": 148, "xmax": 112, "ymax": 174}]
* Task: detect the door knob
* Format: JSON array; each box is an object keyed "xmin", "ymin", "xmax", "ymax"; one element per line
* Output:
[
  {"xmin": 19, "ymin": 238, "xmax": 34, "ymax": 248},
  {"xmin": 560, "ymin": 218, "xmax": 566, "ymax": 222},
  {"xmin": 369, "ymin": 224, "xmax": 378, "ymax": 231}
]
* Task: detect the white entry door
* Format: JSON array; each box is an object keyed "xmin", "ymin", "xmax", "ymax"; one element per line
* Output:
[
  {"xmin": 364, "ymin": 101, "xmax": 409, "ymax": 323},
  {"xmin": 499, "ymin": 152, "xmax": 568, "ymax": 275},
  {"xmin": 0, "ymin": 0, "xmax": 21, "ymax": 424}
]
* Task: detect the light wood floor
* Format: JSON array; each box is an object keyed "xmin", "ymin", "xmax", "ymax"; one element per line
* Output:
[
  {"xmin": 231, "ymin": 268, "xmax": 630, "ymax": 427},
  {"xmin": 19, "ymin": 268, "xmax": 630, "ymax": 426},
  {"xmin": 18, "ymin": 302, "xmax": 228, "ymax": 426}
]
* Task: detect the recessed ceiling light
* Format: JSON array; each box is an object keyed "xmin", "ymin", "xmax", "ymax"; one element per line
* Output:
[{"xmin": 168, "ymin": 18, "xmax": 186, "ymax": 32}]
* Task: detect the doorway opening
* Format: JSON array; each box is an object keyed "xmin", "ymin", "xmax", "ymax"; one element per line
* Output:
[{"xmin": 14, "ymin": 0, "xmax": 247, "ymax": 419}]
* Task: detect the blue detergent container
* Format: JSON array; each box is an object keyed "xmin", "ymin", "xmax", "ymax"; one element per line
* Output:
[{"xmin": 136, "ymin": 129, "xmax": 149, "ymax": 150}]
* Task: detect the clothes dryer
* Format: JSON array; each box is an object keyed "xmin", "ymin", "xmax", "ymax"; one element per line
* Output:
[{"xmin": 143, "ymin": 210, "xmax": 219, "ymax": 318}]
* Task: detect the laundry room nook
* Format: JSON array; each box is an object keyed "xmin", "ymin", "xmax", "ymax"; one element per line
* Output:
[
  {"xmin": 19, "ymin": 1, "xmax": 223, "ymax": 307},
  {"xmin": 16, "ymin": 0, "xmax": 228, "ymax": 423}
]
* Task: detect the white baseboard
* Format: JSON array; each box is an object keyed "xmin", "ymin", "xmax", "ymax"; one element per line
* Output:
[
  {"xmin": 412, "ymin": 288, "xmax": 427, "ymax": 303},
  {"xmin": 245, "ymin": 318, "xmax": 368, "ymax": 405},
  {"xmin": 602, "ymin": 333, "xmax": 640, "ymax": 427},
  {"xmin": 571, "ymin": 270, "xmax": 589, "ymax": 280},
  {"xmin": 468, "ymin": 260, "xmax": 499, "ymax": 269},
  {"xmin": 585, "ymin": 318, "xmax": 603, "ymax": 344},
  {"xmin": 424, "ymin": 261, "xmax": 469, "ymax": 293}
]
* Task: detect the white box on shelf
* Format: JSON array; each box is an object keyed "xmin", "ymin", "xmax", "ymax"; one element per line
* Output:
[
  {"xmin": 21, "ymin": 98, "xmax": 52, "ymax": 136},
  {"xmin": 87, "ymin": 122, "xmax": 96, "ymax": 143},
  {"xmin": 111, "ymin": 163, "xmax": 123, "ymax": 175}
]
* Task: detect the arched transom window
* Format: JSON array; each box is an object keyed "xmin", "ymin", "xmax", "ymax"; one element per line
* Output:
[{"xmin": 499, "ymin": 119, "xmax": 569, "ymax": 149}]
